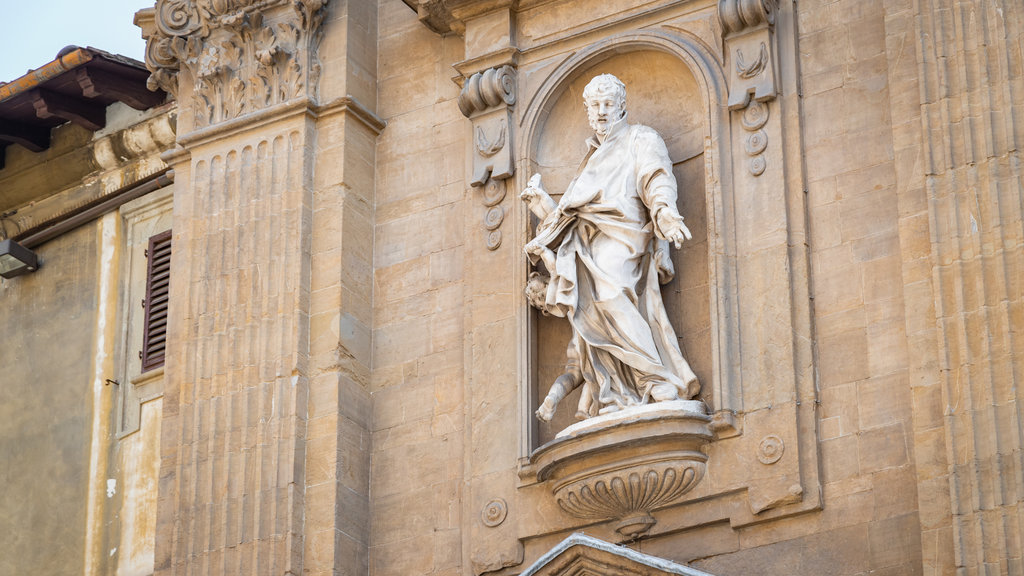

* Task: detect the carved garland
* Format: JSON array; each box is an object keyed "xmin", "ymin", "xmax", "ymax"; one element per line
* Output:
[{"xmin": 141, "ymin": 0, "xmax": 329, "ymax": 129}]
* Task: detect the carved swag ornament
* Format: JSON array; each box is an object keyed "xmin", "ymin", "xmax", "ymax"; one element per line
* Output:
[{"xmin": 138, "ymin": 0, "xmax": 329, "ymax": 128}]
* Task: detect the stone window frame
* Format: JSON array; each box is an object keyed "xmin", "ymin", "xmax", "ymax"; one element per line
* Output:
[
  {"xmin": 512, "ymin": 22, "xmax": 822, "ymax": 529},
  {"xmin": 115, "ymin": 185, "xmax": 173, "ymax": 438}
]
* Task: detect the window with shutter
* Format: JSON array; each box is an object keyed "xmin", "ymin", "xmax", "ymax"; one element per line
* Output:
[{"xmin": 141, "ymin": 229, "xmax": 171, "ymax": 372}]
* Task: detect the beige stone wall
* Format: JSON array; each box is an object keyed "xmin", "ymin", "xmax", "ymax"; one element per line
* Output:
[
  {"xmin": 370, "ymin": 2, "xmax": 466, "ymax": 573},
  {"xmin": 367, "ymin": 0, "xmax": 937, "ymax": 574}
]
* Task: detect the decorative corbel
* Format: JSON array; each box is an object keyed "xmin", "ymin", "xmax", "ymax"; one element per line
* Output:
[
  {"xmin": 459, "ymin": 65, "xmax": 516, "ymax": 185},
  {"xmin": 458, "ymin": 65, "xmax": 516, "ymax": 250},
  {"xmin": 719, "ymin": 0, "xmax": 778, "ymax": 110},
  {"xmin": 719, "ymin": 0, "xmax": 777, "ymax": 176}
]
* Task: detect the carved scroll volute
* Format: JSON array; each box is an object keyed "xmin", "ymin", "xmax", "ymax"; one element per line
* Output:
[
  {"xmin": 459, "ymin": 65, "xmax": 516, "ymax": 184},
  {"xmin": 458, "ymin": 65, "xmax": 516, "ymax": 250},
  {"xmin": 718, "ymin": 0, "xmax": 778, "ymax": 110},
  {"xmin": 136, "ymin": 0, "xmax": 330, "ymax": 131}
]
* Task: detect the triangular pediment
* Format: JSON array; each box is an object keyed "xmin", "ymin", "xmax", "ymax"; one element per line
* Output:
[{"xmin": 520, "ymin": 534, "xmax": 717, "ymax": 576}]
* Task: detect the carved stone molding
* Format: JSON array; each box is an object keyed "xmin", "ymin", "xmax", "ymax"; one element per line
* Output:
[
  {"xmin": 136, "ymin": 0, "xmax": 329, "ymax": 129},
  {"xmin": 458, "ymin": 64, "xmax": 516, "ymax": 250},
  {"xmin": 740, "ymin": 100, "xmax": 769, "ymax": 176},
  {"xmin": 400, "ymin": 0, "xmax": 508, "ymax": 35},
  {"xmin": 527, "ymin": 402, "xmax": 713, "ymax": 538},
  {"xmin": 520, "ymin": 533, "xmax": 716, "ymax": 576},
  {"xmin": 718, "ymin": 0, "xmax": 778, "ymax": 110}
]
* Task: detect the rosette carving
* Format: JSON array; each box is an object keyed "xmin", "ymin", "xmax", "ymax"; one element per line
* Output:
[
  {"xmin": 137, "ymin": 0, "xmax": 329, "ymax": 128},
  {"xmin": 740, "ymin": 101, "xmax": 770, "ymax": 176}
]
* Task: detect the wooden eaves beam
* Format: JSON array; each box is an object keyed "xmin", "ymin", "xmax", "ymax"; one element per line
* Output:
[
  {"xmin": 29, "ymin": 88, "xmax": 106, "ymax": 131},
  {"xmin": 75, "ymin": 67, "xmax": 165, "ymax": 111},
  {"xmin": 0, "ymin": 117, "xmax": 51, "ymax": 152}
]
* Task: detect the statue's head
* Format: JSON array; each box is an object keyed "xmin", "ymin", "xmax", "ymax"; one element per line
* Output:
[
  {"xmin": 582, "ymin": 74, "xmax": 626, "ymax": 137},
  {"xmin": 525, "ymin": 271, "xmax": 551, "ymax": 315}
]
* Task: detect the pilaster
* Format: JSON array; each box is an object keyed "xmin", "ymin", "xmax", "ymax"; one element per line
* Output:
[
  {"xmin": 138, "ymin": 1, "xmax": 379, "ymax": 574},
  {"xmin": 900, "ymin": 0, "xmax": 1024, "ymax": 573}
]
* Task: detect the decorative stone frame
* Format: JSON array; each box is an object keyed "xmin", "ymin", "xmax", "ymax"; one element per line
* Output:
[
  {"xmin": 413, "ymin": 1, "xmax": 819, "ymax": 572},
  {"xmin": 513, "ymin": 10, "xmax": 819, "ymax": 537},
  {"xmin": 115, "ymin": 185, "xmax": 174, "ymax": 437},
  {"xmin": 515, "ymin": 30, "xmax": 739, "ymax": 455}
]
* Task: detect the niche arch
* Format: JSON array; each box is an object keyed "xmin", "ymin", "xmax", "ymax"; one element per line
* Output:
[{"xmin": 516, "ymin": 31, "xmax": 742, "ymax": 451}]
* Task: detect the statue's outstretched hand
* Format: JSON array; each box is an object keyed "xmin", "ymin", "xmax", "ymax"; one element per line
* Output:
[{"xmin": 656, "ymin": 209, "xmax": 693, "ymax": 249}]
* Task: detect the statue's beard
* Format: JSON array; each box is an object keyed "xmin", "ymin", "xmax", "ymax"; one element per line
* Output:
[{"xmin": 589, "ymin": 113, "xmax": 623, "ymax": 137}]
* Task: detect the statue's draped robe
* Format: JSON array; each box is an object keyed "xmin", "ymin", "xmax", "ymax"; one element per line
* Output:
[{"xmin": 531, "ymin": 118, "xmax": 699, "ymax": 417}]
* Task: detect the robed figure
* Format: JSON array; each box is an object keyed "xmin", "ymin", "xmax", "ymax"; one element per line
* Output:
[{"xmin": 522, "ymin": 74, "xmax": 700, "ymax": 422}]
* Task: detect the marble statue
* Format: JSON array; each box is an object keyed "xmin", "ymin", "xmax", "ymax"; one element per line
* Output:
[{"xmin": 522, "ymin": 74, "xmax": 700, "ymax": 422}]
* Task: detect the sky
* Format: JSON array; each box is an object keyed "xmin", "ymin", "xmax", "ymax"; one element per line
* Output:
[{"xmin": 0, "ymin": 0, "xmax": 149, "ymax": 82}]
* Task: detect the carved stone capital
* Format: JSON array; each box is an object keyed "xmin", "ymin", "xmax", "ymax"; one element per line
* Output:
[
  {"xmin": 136, "ymin": 0, "xmax": 329, "ymax": 129},
  {"xmin": 718, "ymin": 0, "xmax": 778, "ymax": 109}
]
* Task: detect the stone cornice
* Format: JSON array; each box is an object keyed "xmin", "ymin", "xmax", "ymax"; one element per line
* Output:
[
  {"xmin": 452, "ymin": 47, "xmax": 520, "ymax": 84},
  {"xmin": 316, "ymin": 96, "xmax": 387, "ymax": 135},
  {"xmin": 401, "ymin": 0, "xmax": 515, "ymax": 35},
  {"xmin": 174, "ymin": 94, "xmax": 384, "ymax": 148}
]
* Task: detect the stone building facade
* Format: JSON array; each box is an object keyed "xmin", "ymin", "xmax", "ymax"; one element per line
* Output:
[{"xmin": 1, "ymin": 0, "xmax": 1022, "ymax": 575}]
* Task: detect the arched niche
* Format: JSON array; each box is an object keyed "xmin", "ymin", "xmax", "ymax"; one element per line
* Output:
[{"xmin": 518, "ymin": 33, "xmax": 736, "ymax": 449}]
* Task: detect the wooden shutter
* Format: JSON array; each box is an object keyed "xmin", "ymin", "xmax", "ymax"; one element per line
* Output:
[{"xmin": 141, "ymin": 229, "xmax": 172, "ymax": 372}]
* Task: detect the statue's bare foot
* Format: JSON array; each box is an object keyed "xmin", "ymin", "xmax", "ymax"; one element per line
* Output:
[
  {"xmin": 650, "ymin": 382, "xmax": 680, "ymax": 402},
  {"xmin": 536, "ymin": 396, "xmax": 557, "ymax": 422}
]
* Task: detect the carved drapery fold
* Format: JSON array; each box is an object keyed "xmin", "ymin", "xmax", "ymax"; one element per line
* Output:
[{"xmin": 137, "ymin": 0, "xmax": 328, "ymax": 129}]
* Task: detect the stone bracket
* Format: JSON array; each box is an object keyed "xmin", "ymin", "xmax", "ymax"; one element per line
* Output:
[
  {"xmin": 459, "ymin": 65, "xmax": 516, "ymax": 185},
  {"xmin": 719, "ymin": 0, "xmax": 778, "ymax": 110},
  {"xmin": 527, "ymin": 403, "xmax": 714, "ymax": 539},
  {"xmin": 458, "ymin": 65, "xmax": 517, "ymax": 250}
]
